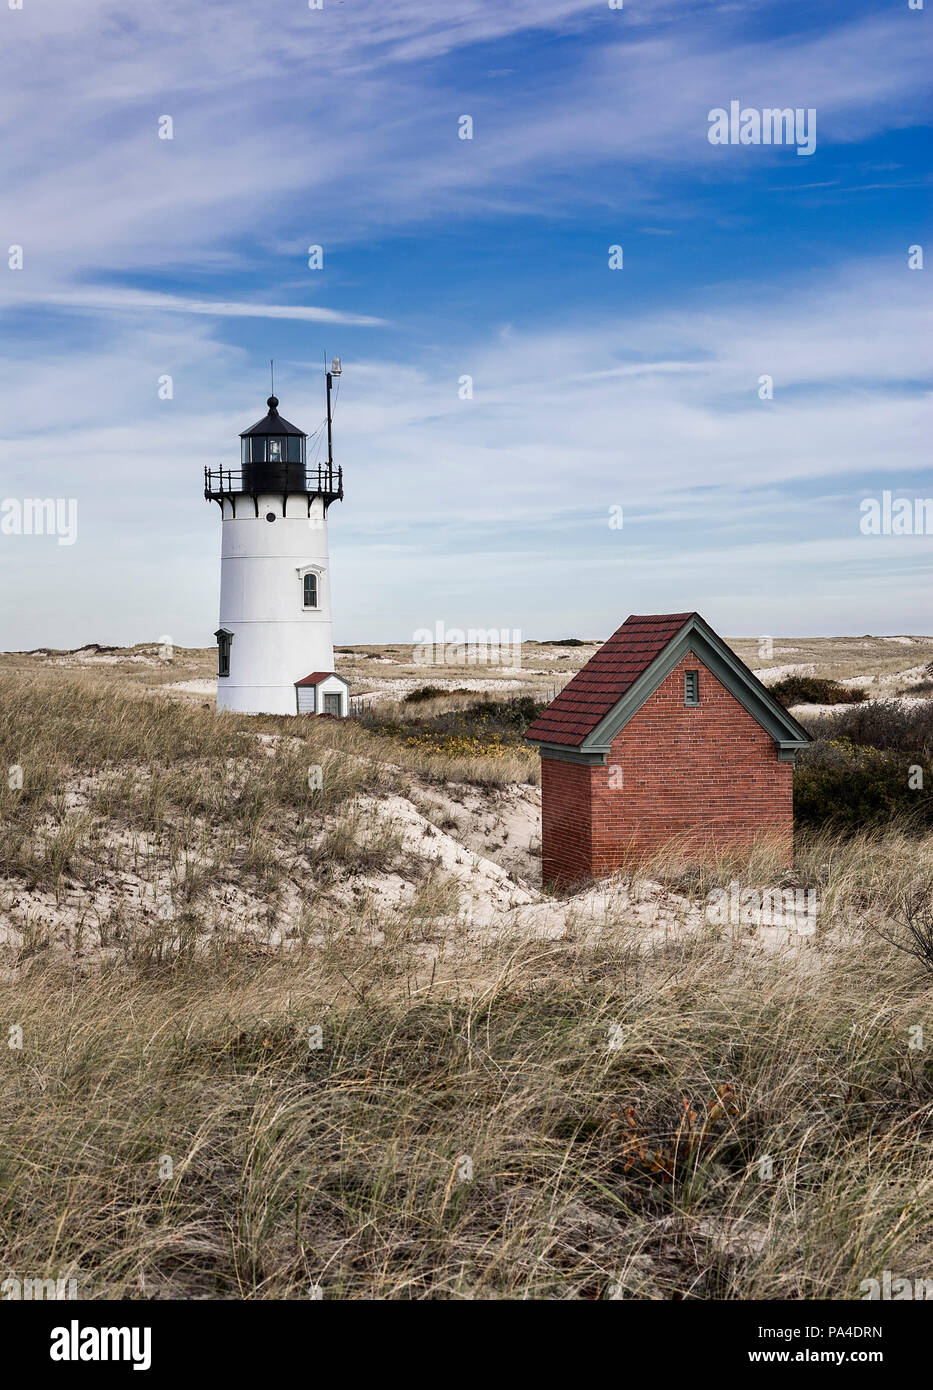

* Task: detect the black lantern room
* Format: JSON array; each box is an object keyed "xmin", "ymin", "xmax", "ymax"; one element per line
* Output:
[
  {"xmin": 204, "ymin": 380, "xmax": 344, "ymax": 513},
  {"xmin": 239, "ymin": 395, "xmax": 307, "ymax": 493}
]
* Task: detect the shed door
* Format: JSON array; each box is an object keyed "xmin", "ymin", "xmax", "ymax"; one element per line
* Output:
[{"xmin": 323, "ymin": 692, "xmax": 341, "ymax": 716}]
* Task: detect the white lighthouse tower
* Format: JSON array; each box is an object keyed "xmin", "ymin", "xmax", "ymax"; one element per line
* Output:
[{"xmin": 205, "ymin": 363, "xmax": 350, "ymax": 717}]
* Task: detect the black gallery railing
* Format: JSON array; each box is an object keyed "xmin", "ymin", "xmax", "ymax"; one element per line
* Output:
[{"xmin": 204, "ymin": 464, "xmax": 343, "ymax": 500}]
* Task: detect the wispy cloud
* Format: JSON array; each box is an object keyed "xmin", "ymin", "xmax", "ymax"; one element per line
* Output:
[{"xmin": 7, "ymin": 287, "xmax": 386, "ymax": 327}]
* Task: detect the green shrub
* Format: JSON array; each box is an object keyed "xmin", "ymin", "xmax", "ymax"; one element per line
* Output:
[
  {"xmin": 403, "ymin": 685, "xmax": 473, "ymax": 704},
  {"xmin": 800, "ymin": 699, "xmax": 933, "ymax": 761},
  {"xmin": 363, "ymin": 695, "xmax": 546, "ymax": 748},
  {"xmin": 794, "ymin": 737, "xmax": 932, "ymax": 834},
  {"xmin": 769, "ymin": 676, "xmax": 866, "ymax": 707},
  {"xmin": 403, "ymin": 686, "xmax": 447, "ymax": 703}
]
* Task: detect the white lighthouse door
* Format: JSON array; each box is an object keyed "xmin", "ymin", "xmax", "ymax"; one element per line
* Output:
[{"xmin": 323, "ymin": 692, "xmax": 341, "ymax": 716}]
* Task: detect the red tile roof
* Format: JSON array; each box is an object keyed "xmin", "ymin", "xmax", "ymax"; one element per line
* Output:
[
  {"xmin": 295, "ymin": 671, "xmax": 334, "ymax": 687},
  {"xmin": 524, "ymin": 613, "xmax": 697, "ymax": 747}
]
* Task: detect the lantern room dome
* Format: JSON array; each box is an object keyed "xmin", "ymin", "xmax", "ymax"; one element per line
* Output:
[{"xmin": 240, "ymin": 396, "xmax": 306, "ymax": 438}]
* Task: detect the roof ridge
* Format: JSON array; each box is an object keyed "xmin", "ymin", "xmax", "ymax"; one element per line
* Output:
[{"xmin": 624, "ymin": 610, "xmax": 696, "ymax": 622}]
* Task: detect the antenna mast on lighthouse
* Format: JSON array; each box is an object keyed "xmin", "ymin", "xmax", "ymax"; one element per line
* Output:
[{"xmin": 325, "ymin": 355, "xmax": 341, "ymax": 470}]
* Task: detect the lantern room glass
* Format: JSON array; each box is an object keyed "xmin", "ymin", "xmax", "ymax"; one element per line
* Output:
[{"xmin": 242, "ymin": 436, "xmax": 305, "ymax": 465}]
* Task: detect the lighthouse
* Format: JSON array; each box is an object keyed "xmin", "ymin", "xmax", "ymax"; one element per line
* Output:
[{"xmin": 204, "ymin": 362, "xmax": 350, "ymax": 716}]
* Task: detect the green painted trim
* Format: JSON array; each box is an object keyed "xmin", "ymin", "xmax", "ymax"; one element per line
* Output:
[
  {"xmin": 537, "ymin": 744, "xmax": 607, "ymax": 766},
  {"xmin": 778, "ymin": 742, "xmax": 808, "ymax": 763}
]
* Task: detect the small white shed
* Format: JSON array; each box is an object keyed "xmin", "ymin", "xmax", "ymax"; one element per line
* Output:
[{"xmin": 295, "ymin": 671, "xmax": 350, "ymax": 716}]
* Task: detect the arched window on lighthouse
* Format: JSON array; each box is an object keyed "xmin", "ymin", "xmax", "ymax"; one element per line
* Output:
[{"xmin": 303, "ymin": 572, "xmax": 319, "ymax": 609}]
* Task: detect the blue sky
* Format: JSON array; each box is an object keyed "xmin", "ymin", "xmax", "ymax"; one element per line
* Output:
[{"xmin": 0, "ymin": 0, "xmax": 930, "ymax": 648}]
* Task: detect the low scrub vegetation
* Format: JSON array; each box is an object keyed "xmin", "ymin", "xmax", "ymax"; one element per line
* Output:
[
  {"xmin": 769, "ymin": 675, "xmax": 866, "ymax": 707},
  {"xmin": 403, "ymin": 685, "xmax": 473, "ymax": 704},
  {"xmin": 360, "ymin": 695, "xmax": 544, "ymax": 768},
  {"xmin": 795, "ymin": 701, "xmax": 933, "ymax": 834},
  {"xmin": 803, "ymin": 698, "xmax": 933, "ymax": 760},
  {"xmin": 794, "ymin": 740, "xmax": 932, "ymax": 834}
]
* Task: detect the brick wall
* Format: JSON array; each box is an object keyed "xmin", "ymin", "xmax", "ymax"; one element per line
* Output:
[
  {"xmin": 540, "ymin": 756, "xmax": 595, "ymax": 885},
  {"xmin": 540, "ymin": 654, "xmax": 794, "ymax": 886}
]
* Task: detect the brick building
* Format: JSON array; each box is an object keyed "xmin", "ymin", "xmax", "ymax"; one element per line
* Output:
[{"xmin": 524, "ymin": 613, "xmax": 811, "ymax": 887}]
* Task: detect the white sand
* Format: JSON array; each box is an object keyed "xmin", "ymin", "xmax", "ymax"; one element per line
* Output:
[
  {"xmin": 753, "ymin": 663, "xmax": 815, "ymax": 683},
  {"xmin": 163, "ymin": 679, "xmax": 217, "ymax": 696}
]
